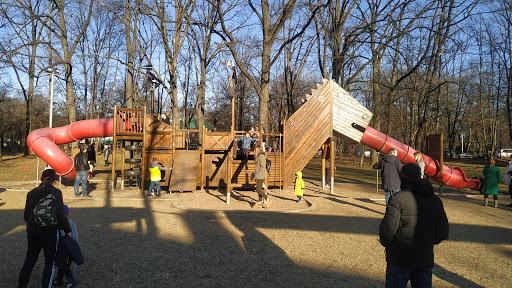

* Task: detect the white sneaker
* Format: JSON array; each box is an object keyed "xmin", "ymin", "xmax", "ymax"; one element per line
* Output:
[{"xmin": 150, "ymin": 192, "xmax": 154, "ymax": 196}]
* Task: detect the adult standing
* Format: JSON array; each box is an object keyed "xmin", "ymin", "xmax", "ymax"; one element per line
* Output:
[
  {"xmin": 379, "ymin": 163, "xmax": 449, "ymax": 288},
  {"xmin": 104, "ymin": 143, "xmax": 111, "ymax": 166},
  {"xmin": 74, "ymin": 144, "xmax": 91, "ymax": 197},
  {"xmin": 18, "ymin": 169, "xmax": 71, "ymax": 288},
  {"xmin": 87, "ymin": 143, "xmax": 96, "ymax": 176},
  {"xmin": 505, "ymin": 156, "xmax": 512, "ymax": 207},
  {"xmin": 373, "ymin": 148, "xmax": 402, "ymax": 205},
  {"xmin": 482, "ymin": 159, "xmax": 502, "ymax": 207},
  {"xmin": 413, "ymin": 152, "xmax": 425, "ymax": 179},
  {"xmin": 252, "ymin": 145, "xmax": 270, "ymax": 208}
]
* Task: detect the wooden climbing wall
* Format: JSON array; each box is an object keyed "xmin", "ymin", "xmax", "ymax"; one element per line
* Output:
[
  {"xmin": 283, "ymin": 81, "xmax": 333, "ymax": 187},
  {"xmin": 168, "ymin": 150, "xmax": 201, "ymax": 192}
]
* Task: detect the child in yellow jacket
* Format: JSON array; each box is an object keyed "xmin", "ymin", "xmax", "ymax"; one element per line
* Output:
[{"xmin": 294, "ymin": 171, "xmax": 305, "ymax": 203}]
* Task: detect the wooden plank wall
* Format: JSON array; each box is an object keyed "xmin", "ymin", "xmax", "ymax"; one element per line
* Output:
[
  {"xmin": 168, "ymin": 150, "xmax": 201, "ymax": 191},
  {"xmin": 283, "ymin": 81, "xmax": 334, "ymax": 187},
  {"xmin": 230, "ymin": 153, "xmax": 283, "ymax": 187}
]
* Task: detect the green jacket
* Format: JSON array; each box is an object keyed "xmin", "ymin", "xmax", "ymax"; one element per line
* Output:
[{"xmin": 483, "ymin": 165, "xmax": 502, "ymax": 195}]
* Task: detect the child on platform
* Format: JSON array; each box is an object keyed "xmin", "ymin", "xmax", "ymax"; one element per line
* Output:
[
  {"xmin": 53, "ymin": 205, "xmax": 78, "ymax": 288},
  {"xmin": 237, "ymin": 131, "xmax": 257, "ymax": 160},
  {"xmin": 294, "ymin": 171, "xmax": 305, "ymax": 203},
  {"xmin": 148, "ymin": 157, "xmax": 172, "ymax": 197}
]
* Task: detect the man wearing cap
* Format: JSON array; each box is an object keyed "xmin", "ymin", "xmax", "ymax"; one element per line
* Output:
[
  {"xmin": 18, "ymin": 169, "xmax": 71, "ymax": 288},
  {"xmin": 379, "ymin": 163, "xmax": 449, "ymax": 288}
]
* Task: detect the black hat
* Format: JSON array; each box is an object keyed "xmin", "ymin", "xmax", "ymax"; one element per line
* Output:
[
  {"xmin": 41, "ymin": 168, "xmax": 57, "ymax": 181},
  {"xmin": 400, "ymin": 163, "xmax": 421, "ymax": 179}
]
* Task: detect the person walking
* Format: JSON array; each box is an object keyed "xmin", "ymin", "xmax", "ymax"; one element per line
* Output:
[
  {"xmin": 294, "ymin": 171, "xmax": 305, "ymax": 203},
  {"xmin": 53, "ymin": 205, "xmax": 79, "ymax": 288},
  {"xmin": 505, "ymin": 156, "xmax": 512, "ymax": 207},
  {"xmin": 74, "ymin": 144, "xmax": 91, "ymax": 197},
  {"xmin": 252, "ymin": 145, "xmax": 270, "ymax": 208},
  {"xmin": 482, "ymin": 159, "xmax": 502, "ymax": 207},
  {"xmin": 373, "ymin": 148, "xmax": 402, "ymax": 205},
  {"xmin": 379, "ymin": 163, "xmax": 449, "ymax": 288},
  {"xmin": 18, "ymin": 169, "xmax": 72, "ymax": 288}
]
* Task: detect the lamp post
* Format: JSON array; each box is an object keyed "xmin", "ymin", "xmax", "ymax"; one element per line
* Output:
[
  {"xmin": 142, "ymin": 64, "xmax": 154, "ymax": 114},
  {"xmin": 46, "ymin": 68, "xmax": 60, "ymax": 128},
  {"xmin": 221, "ymin": 60, "xmax": 235, "ymax": 133}
]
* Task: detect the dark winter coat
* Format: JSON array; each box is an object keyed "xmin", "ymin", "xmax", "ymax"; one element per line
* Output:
[
  {"xmin": 74, "ymin": 151, "xmax": 89, "ymax": 172},
  {"xmin": 373, "ymin": 155, "xmax": 402, "ymax": 191},
  {"xmin": 55, "ymin": 235, "xmax": 84, "ymax": 268},
  {"xmin": 379, "ymin": 178, "xmax": 449, "ymax": 269},
  {"xmin": 24, "ymin": 185, "xmax": 71, "ymax": 234}
]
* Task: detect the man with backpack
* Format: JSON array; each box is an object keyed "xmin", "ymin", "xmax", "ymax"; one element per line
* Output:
[{"xmin": 18, "ymin": 169, "xmax": 71, "ymax": 288}]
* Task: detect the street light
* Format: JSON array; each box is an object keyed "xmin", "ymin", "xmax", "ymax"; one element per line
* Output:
[{"xmin": 45, "ymin": 68, "xmax": 61, "ymax": 128}]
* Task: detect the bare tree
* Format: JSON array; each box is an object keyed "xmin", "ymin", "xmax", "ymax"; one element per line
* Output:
[
  {"xmin": 0, "ymin": 0, "xmax": 51, "ymax": 155},
  {"xmin": 47, "ymin": 0, "xmax": 94, "ymax": 127},
  {"xmin": 215, "ymin": 0, "xmax": 328, "ymax": 132}
]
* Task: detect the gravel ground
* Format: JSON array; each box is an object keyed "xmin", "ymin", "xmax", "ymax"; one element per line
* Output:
[{"xmin": 1, "ymin": 170, "xmax": 511, "ymax": 288}]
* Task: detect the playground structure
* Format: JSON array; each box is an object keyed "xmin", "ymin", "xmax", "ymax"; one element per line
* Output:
[{"xmin": 27, "ymin": 79, "xmax": 480, "ymax": 201}]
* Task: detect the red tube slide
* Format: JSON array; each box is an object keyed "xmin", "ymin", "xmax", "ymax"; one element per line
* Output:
[
  {"xmin": 27, "ymin": 119, "xmax": 114, "ymax": 179},
  {"xmin": 360, "ymin": 126, "xmax": 481, "ymax": 190}
]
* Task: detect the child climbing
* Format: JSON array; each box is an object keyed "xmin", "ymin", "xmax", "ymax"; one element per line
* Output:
[
  {"xmin": 237, "ymin": 131, "xmax": 257, "ymax": 160},
  {"xmin": 295, "ymin": 171, "xmax": 305, "ymax": 203}
]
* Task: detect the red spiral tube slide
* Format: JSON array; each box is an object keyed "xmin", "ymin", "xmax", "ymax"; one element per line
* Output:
[
  {"xmin": 360, "ymin": 126, "xmax": 481, "ymax": 190},
  {"xmin": 27, "ymin": 119, "xmax": 114, "ymax": 179}
]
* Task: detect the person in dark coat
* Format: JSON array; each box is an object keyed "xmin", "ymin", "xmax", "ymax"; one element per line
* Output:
[
  {"xmin": 373, "ymin": 148, "xmax": 402, "ymax": 205},
  {"xmin": 18, "ymin": 169, "xmax": 72, "ymax": 288},
  {"xmin": 379, "ymin": 163, "xmax": 449, "ymax": 288},
  {"xmin": 87, "ymin": 143, "xmax": 96, "ymax": 176}
]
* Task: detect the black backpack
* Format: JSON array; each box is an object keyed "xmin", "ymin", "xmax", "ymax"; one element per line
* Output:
[
  {"xmin": 33, "ymin": 191, "xmax": 58, "ymax": 227},
  {"xmin": 266, "ymin": 159, "xmax": 271, "ymax": 174}
]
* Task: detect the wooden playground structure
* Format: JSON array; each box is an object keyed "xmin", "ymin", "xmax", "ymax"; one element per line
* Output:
[{"xmin": 110, "ymin": 80, "xmax": 373, "ymax": 203}]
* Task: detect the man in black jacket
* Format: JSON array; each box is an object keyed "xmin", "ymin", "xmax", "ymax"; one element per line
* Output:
[
  {"xmin": 18, "ymin": 169, "xmax": 72, "ymax": 288},
  {"xmin": 373, "ymin": 148, "xmax": 402, "ymax": 205},
  {"xmin": 379, "ymin": 163, "xmax": 449, "ymax": 288},
  {"xmin": 74, "ymin": 144, "xmax": 91, "ymax": 197}
]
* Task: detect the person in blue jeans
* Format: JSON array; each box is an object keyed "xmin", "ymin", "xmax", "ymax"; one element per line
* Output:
[
  {"xmin": 74, "ymin": 144, "xmax": 91, "ymax": 197},
  {"xmin": 379, "ymin": 163, "xmax": 449, "ymax": 287},
  {"xmin": 372, "ymin": 148, "xmax": 402, "ymax": 205},
  {"xmin": 147, "ymin": 157, "xmax": 171, "ymax": 197}
]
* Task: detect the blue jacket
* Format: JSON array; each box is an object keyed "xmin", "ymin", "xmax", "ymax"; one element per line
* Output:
[{"xmin": 55, "ymin": 235, "xmax": 84, "ymax": 268}]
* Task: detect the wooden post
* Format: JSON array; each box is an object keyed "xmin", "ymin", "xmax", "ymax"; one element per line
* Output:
[
  {"xmin": 321, "ymin": 143, "xmax": 327, "ymax": 190},
  {"xmin": 141, "ymin": 106, "xmax": 147, "ymax": 192},
  {"xmin": 200, "ymin": 125, "xmax": 205, "ymax": 191},
  {"xmin": 121, "ymin": 147, "xmax": 126, "ymax": 190},
  {"xmin": 330, "ymin": 138, "xmax": 335, "ymax": 195},
  {"xmin": 111, "ymin": 105, "xmax": 117, "ymax": 192}
]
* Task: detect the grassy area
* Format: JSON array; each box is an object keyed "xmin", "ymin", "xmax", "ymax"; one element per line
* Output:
[
  {"xmin": 0, "ymin": 152, "xmax": 509, "ymax": 191},
  {"xmin": 304, "ymin": 155, "xmax": 509, "ymax": 192}
]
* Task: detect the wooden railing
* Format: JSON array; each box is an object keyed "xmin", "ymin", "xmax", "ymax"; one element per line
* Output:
[{"xmin": 115, "ymin": 108, "xmax": 144, "ymax": 134}]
